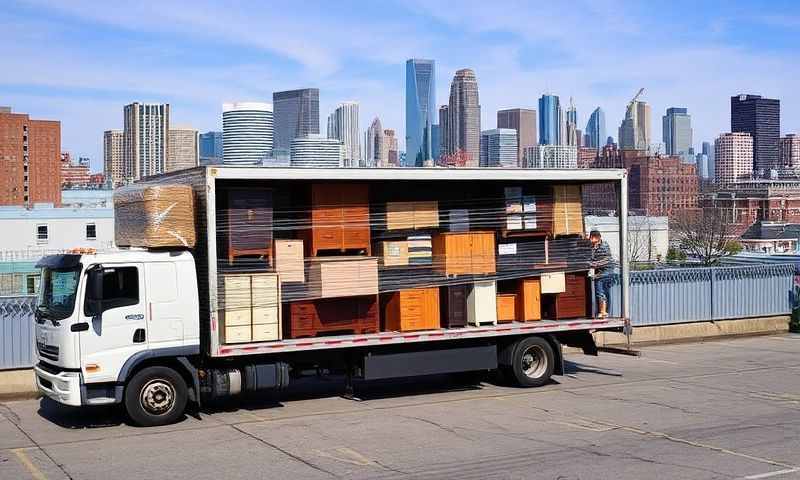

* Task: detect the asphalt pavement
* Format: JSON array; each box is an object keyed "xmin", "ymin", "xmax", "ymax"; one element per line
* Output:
[{"xmin": 2, "ymin": 334, "xmax": 800, "ymax": 480}]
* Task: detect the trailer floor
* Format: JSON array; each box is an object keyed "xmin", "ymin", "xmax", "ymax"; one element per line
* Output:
[{"xmin": 2, "ymin": 334, "xmax": 800, "ymax": 480}]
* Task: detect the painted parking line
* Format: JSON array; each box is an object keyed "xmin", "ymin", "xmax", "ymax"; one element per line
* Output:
[
  {"xmin": 744, "ymin": 467, "xmax": 800, "ymax": 479},
  {"xmin": 12, "ymin": 448, "xmax": 47, "ymax": 480}
]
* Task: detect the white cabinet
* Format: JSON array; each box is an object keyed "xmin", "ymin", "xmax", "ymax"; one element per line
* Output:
[
  {"xmin": 219, "ymin": 272, "xmax": 281, "ymax": 343},
  {"xmin": 467, "ymin": 281, "xmax": 498, "ymax": 326}
]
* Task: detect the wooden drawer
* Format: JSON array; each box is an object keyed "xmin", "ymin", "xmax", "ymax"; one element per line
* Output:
[
  {"xmin": 252, "ymin": 306, "xmax": 279, "ymax": 325},
  {"xmin": 223, "ymin": 325, "xmax": 251, "ymax": 344},
  {"xmin": 252, "ymin": 323, "xmax": 280, "ymax": 342},
  {"xmin": 496, "ymin": 293, "xmax": 517, "ymax": 323},
  {"xmin": 287, "ymin": 295, "xmax": 379, "ymax": 338},
  {"xmin": 517, "ymin": 277, "xmax": 542, "ymax": 321},
  {"xmin": 467, "ymin": 281, "xmax": 497, "ymax": 326},
  {"xmin": 307, "ymin": 257, "xmax": 379, "ymax": 298},
  {"xmin": 275, "ymin": 240, "xmax": 305, "ymax": 283},
  {"xmin": 221, "ymin": 308, "xmax": 251, "ymax": 327},
  {"xmin": 384, "ymin": 287, "xmax": 440, "ymax": 332}
]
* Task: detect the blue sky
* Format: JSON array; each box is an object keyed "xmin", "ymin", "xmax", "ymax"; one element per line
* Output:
[{"xmin": 2, "ymin": 0, "xmax": 798, "ymax": 171}]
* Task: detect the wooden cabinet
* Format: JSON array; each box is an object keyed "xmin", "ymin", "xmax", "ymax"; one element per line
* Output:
[
  {"xmin": 553, "ymin": 273, "xmax": 588, "ymax": 319},
  {"xmin": 275, "ymin": 240, "xmax": 304, "ymax": 283},
  {"xmin": 441, "ymin": 285, "xmax": 468, "ymax": 328},
  {"xmin": 432, "ymin": 231, "xmax": 496, "ymax": 276},
  {"xmin": 384, "ymin": 287, "xmax": 440, "ymax": 332},
  {"xmin": 226, "ymin": 188, "xmax": 273, "ymax": 265},
  {"xmin": 307, "ymin": 256, "xmax": 378, "ymax": 299},
  {"xmin": 308, "ymin": 184, "xmax": 371, "ymax": 256},
  {"xmin": 467, "ymin": 281, "xmax": 497, "ymax": 326},
  {"xmin": 219, "ymin": 273, "xmax": 281, "ymax": 344},
  {"xmin": 382, "ymin": 240, "xmax": 409, "ymax": 267},
  {"xmin": 540, "ymin": 272, "xmax": 566, "ymax": 294},
  {"xmin": 516, "ymin": 277, "xmax": 542, "ymax": 322},
  {"xmin": 496, "ymin": 293, "xmax": 517, "ymax": 323},
  {"xmin": 386, "ymin": 201, "xmax": 439, "ymax": 230},
  {"xmin": 287, "ymin": 295, "xmax": 379, "ymax": 338},
  {"xmin": 553, "ymin": 185, "xmax": 583, "ymax": 236}
]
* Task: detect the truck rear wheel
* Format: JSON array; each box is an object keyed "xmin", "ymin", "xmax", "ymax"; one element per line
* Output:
[
  {"xmin": 124, "ymin": 366, "xmax": 188, "ymax": 427},
  {"xmin": 507, "ymin": 336, "xmax": 554, "ymax": 387}
]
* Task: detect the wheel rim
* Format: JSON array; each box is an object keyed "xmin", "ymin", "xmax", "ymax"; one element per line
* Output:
[
  {"xmin": 521, "ymin": 345, "xmax": 547, "ymax": 379},
  {"xmin": 140, "ymin": 379, "xmax": 175, "ymax": 416}
]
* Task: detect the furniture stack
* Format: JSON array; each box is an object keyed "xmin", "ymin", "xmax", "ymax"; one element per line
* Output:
[{"xmin": 218, "ymin": 273, "xmax": 281, "ymax": 343}]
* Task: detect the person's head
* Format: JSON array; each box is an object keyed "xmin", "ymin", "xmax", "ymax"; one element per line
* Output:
[{"xmin": 589, "ymin": 229, "xmax": 602, "ymax": 247}]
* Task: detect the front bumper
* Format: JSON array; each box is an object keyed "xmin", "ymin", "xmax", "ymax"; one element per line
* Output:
[{"xmin": 34, "ymin": 364, "xmax": 82, "ymax": 407}]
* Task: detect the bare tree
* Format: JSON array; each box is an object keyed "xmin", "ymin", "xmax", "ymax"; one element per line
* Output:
[
  {"xmin": 672, "ymin": 207, "xmax": 741, "ymax": 266},
  {"xmin": 627, "ymin": 216, "xmax": 653, "ymax": 264}
]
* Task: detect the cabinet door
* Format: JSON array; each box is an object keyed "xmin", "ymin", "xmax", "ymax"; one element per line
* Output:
[
  {"xmin": 517, "ymin": 278, "xmax": 542, "ymax": 321},
  {"xmin": 444, "ymin": 285, "xmax": 468, "ymax": 328},
  {"xmin": 470, "ymin": 232, "xmax": 496, "ymax": 274}
]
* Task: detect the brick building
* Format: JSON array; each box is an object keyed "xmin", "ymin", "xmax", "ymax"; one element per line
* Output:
[
  {"xmin": 624, "ymin": 153, "xmax": 699, "ymax": 217},
  {"xmin": 60, "ymin": 153, "xmax": 91, "ymax": 188},
  {"xmin": 0, "ymin": 108, "xmax": 61, "ymax": 207},
  {"xmin": 704, "ymin": 179, "xmax": 800, "ymax": 236}
]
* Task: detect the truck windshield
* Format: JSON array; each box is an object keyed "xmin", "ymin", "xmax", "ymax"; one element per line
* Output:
[{"xmin": 38, "ymin": 266, "xmax": 81, "ymax": 321}]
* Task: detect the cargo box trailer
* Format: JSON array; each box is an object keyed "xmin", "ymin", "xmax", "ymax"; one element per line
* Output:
[{"xmin": 34, "ymin": 166, "xmax": 630, "ymax": 426}]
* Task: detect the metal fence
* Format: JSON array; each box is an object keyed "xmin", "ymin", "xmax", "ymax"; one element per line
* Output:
[
  {"xmin": 608, "ymin": 263, "xmax": 795, "ymax": 325},
  {"xmin": 0, "ymin": 264, "xmax": 794, "ymax": 370},
  {"xmin": 0, "ymin": 295, "xmax": 36, "ymax": 370}
]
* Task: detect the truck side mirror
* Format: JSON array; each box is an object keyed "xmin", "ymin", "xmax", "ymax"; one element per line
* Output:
[{"xmin": 86, "ymin": 266, "xmax": 104, "ymax": 320}]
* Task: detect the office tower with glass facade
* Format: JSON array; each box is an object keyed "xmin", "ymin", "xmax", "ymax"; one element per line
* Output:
[
  {"xmin": 199, "ymin": 131, "xmax": 223, "ymax": 165},
  {"xmin": 327, "ymin": 101, "xmax": 361, "ymax": 167},
  {"xmin": 585, "ymin": 107, "xmax": 606, "ymax": 149},
  {"xmin": 405, "ymin": 59, "xmax": 436, "ymax": 167},
  {"xmin": 273, "ymin": 88, "xmax": 320, "ymax": 156},
  {"xmin": 662, "ymin": 107, "xmax": 693, "ymax": 159},
  {"xmin": 538, "ymin": 94, "xmax": 562, "ymax": 145},
  {"xmin": 441, "ymin": 68, "xmax": 481, "ymax": 167},
  {"xmin": 731, "ymin": 94, "xmax": 780, "ymax": 174},
  {"xmin": 498, "ymin": 108, "xmax": 537, "ymax": 166},
  {"xmin": 222, "ymin": 102, "xmax": 273, "ymax": 165},
  {"xmin": 480, "ymin": 128, "xmax": 517, "ymax": 167}
]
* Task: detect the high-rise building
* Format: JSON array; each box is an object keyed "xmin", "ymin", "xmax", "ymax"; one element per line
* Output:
[
  {"xmin": 405, "ymin": 59, "xmax": 436, "ymax": 167},
  {"xmin": 618, "ymin": 100, "xmax": 651, "ymax": 151},
  {"xmin": 431, "ymin": 124, "xmax": 441, "ymax": 162},
  {"xmin": 103, "ymin": 129, "xmax": 124, "ymax": 187},
  {"xmin": 199, "ymin": 131, "xmax": 223, "ymax": 165},
  {"xmin": 437, "ymin": 105, "xmax": 448, "ymax": 162},
  {"xmin": 167, "ymin": 127, "xmax": 199, "ymax": 172},
  {"xmin": 497, "ymin": 108, "xmax": 537, "ymax": 166},
  {"xmin": 365, "ymin": 117, "xmax": 384, "ymax": 167},
  {"xmin": 538, "ymin": 94, "xmax": 562, "ymax": 146},
  {"xmin": 702, "ymin": 141, "xmax": 715, "ymax": 180},
  {"xmin": 383, "ymin": 129, "xmax": 399, "ymax": 166},
  {"xmin": 662, "ymin": 107, "xmax": 693, "ymax": 159},
  {"xmin": 222, "ymin": 102, "xmax": 273, "ymax": 165},
  {"xmin": 326, "ymin": 101, "xmax": 361, "ymax": 167},
  {"xmin": 479, "ymin": 129, "xmax": 517, "ymax": 167},
  {"xmin": 290, "ymin": 134, "xmax": 344, "ymax": 168},
  {"xmin": 731, "ymin": 94, "xmax": 780, "ymax": 174},
  {"xmin": 273, "ymin": 88, "xmax": 320, "ymax": 156},
  {"xmin": 565, "ymin": 98, "xmax": 578, "ymax": 146},
  {"xmin": 779, "ymin": 134, "xmax": 800, "ymax": 170},
  {"xmin": 441, "ymin": 68, "xmax": 481, "ymax": 167},
  {"xmin": 0, "ymin": 107, "xmax": 61, "ymax": 207},
  {"xmin": 123, "ymin": 102, "xmax": 169, "ymax": 182},
  {"xmin": 715, "ymin": 132, "xmax": 754, "ymax": 184},
  {"xmin": 584, "ymin": 107, "xmax": 606, "ymax": 150},
  {"xmin": 523, "ymin": 145, "xmax": 578, "ymax": 169},
  {"xmin": 625, "ymin": 154, "xmax": 698, "ymax": 217}
]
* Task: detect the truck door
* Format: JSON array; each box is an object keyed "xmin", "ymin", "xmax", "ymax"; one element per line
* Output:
[
  {"xmin": 79, "ymin": 263, "xmax": 147, "ymax": 384},
  {"xmin": 145, "ymin": 262, "xmax": 184, "ymax": 348}
]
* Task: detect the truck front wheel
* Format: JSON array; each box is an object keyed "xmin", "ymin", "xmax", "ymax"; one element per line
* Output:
[
  {"xmin": 124, "ymin": 366, "xmax": 188, "ymax": 427},
  {"xmin": 507, "ymin": 336, "xmax": 555, "ymax": 387}
]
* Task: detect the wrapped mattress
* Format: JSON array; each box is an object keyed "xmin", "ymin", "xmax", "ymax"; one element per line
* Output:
[{"xmin": 114, "ymin": 184, "xmax": 196, "ymax": 248}]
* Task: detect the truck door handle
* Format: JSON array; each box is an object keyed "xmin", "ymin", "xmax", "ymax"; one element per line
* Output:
[
  {"xmin": 71, "ymin": 322, "xmax": 89, "ymax": 332},
  {"xmin": 133, "ymin": 329, "xmax": 146, "ymax": 343}
]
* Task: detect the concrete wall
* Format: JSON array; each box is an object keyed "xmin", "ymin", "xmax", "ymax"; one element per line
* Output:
[
  {"xmin": 585, "ymin": 215, "xmax": 669, "ymax": 263},
  {"xmin": 0, "ymin": 214, "xmax": 114, "ymax": 251}
]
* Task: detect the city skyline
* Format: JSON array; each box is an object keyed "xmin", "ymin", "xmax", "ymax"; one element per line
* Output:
[{"xmin": 2, "ymin": 1, "xmax": 799, "ymax": 170}]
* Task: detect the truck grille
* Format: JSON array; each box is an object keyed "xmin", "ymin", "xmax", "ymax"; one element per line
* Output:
[{"xmin": 36, "ymin": 342, "xmax": 59, "ymax": 361}]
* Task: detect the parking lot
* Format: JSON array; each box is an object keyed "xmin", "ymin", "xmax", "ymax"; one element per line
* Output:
[{"xmin": 2, "ymin": 334, "xmax": 800, "ymax": 480}]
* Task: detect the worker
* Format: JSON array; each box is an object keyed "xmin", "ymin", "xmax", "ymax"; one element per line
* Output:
[{"xmin": 589, "ymin": 229, "xmax": 614, "ymax": 318}]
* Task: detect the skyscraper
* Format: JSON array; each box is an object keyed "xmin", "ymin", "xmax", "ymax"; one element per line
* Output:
[
  {"xmin": 618, "ymin": 100, "xmax": 651, "ymax": 151},
  {"xmin": 327, "ymin": 101, "xmax": 361, "ymax": 167},
  {"xmin": 497, "ymin": 108, "xmax": 537, "ymax": 166},
  {"xmin": 199, "ymin": 131, "xmax": 223, "ymax": 165},
  {"xmin": 585, "ymin": 107, "xmax": 606, "ymax": 150},
  {"xmin": 662, "ymin": 107, "xmax": 693, "ymax": 159},
  {"xmin": 702, "ymin": 141, "xmax": 715, "ymax": 180},
  {"xmin": 123, "ymin": 102, "xmax": 169, "ymax": 182},
  {"xmin": 365, "ymin": 117, "xmax": 384, "ymax": 167},
  {"xmin": 780, "ymin": 134, "xmax": 800, "ymax": 170},
  {"xmin": 383, "ymin": 129, "xmax": 399, "ymax": 166},
  {"xmin": 273, "ymin": 88, "xmax": 320, "ymax": 156},
  {"xmin": 222, "ymin": 102, "xmax": 274, "ymax": 165},
  {"xmin": 538, "ymin": 94, "xmax": 562, "ymax": 146},
  {"xmin": 103, "ymin": 129, "xmax": 124, "ymax": 187},
  {"xmin": 715, "ymin": 132, "xmax": 753, "ymax": 183},
  {"xmin": 731, "ymin": 94, "xmax": 780, "ymax": 174},
  {"xmin": 480, "ymin": 129, "xmax": 517, "ymax": 167},
  {"xmin": 405, "ymin": 59, "xmax": 436, "ymax": 167},
  {"xmin": 565, "ymin": 98, "xmax": 578, "ymax": 146},
  {"xmin": 441, "ymin": 69, "xmax": 481, "ymax": 167},
  {"xmin": 167, "ymin": 127, "xmax": 199, "ymax": 172}
]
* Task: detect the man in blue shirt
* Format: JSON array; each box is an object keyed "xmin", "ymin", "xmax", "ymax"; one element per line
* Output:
[{"xmin": 589, "ymin": 229, "xmax": 614, "ymax": 318}]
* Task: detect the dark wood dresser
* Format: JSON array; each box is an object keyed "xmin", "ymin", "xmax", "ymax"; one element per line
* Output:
[
  {"xmin": 307, "ymin": 183, "xmax": 371, "ymax": 256},
  {"xmin": 441, "ymin": 284, "xmax": 469, "ymax": 328},
  {"xmin": 226, "ymin": 188, "xmax": 273, "ymax": 265},
  {"xmin": 286, "ymin": 295, "xmax": 379, "ymax": 338}
]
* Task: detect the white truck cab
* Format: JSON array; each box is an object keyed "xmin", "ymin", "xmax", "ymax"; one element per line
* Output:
[{"xmin": 34, "ymin": 250, "xmax": 199, "ymax": 423}]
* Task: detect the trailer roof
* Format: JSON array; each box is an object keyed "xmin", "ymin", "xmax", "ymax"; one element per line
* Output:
[{"xmin": 205, "ymin": 166, "xmax": 626, "ymax": 182}]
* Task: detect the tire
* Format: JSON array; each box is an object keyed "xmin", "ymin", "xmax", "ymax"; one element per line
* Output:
[
  {"xmin": 508, "ymin": 336, "xmax": 555, "ymax": 387},
  {"xmin": 124, "ymin": 366, "xmax": 188, "ymax": 427}
]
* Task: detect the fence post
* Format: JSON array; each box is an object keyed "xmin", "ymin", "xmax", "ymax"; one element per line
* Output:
[{"xmin": 710, "ymin": 267, "xmax": 715, "ymax": 321}]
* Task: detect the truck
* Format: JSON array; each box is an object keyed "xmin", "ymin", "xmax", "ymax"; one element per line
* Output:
[{"xmin": 33, "ymin": 166, "xmax": 630, "ymax": 426}]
